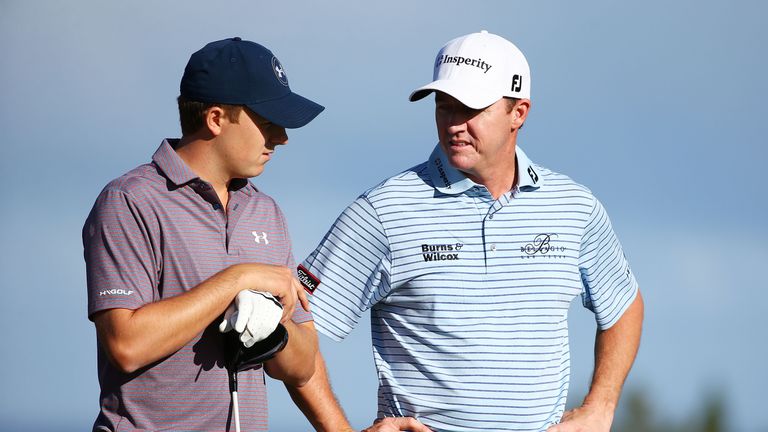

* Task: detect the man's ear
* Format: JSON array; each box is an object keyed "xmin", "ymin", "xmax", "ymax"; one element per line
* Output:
[
  {"xmin": 512, "ymin": 99, "xmax": 531, "ymax": 130},
  {"xmin": 205, "ymin": 106, "xmax": 226, "ymax": 136}
]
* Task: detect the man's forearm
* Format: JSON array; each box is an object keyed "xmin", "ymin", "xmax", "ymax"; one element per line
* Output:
[
  {"xmin": 584, "ymin": 290, "xmax": 644, "ymax": 410},
  {"xmin": 286, "ymin": 351, "xmax": 354, "ymax": 432},
  {"xmin": 93, "ymin": 266, "xmax": 244, "ymax": 373},
  {"xmin": 264, "ymin": 320, "xmax": 319, "ymax": 387},
  {"xmin": 548, "ymin": 291, "xmax": 644, "ymax": 432}
]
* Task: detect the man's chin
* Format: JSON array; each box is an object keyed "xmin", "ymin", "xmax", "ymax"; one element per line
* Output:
[
  {"xmin": 242, "ymin": 166, "xmax": 266, "ymax": 179},
  {"xmin": 447, "ymin": 155, "xmax": 476, "ymax": 173}
]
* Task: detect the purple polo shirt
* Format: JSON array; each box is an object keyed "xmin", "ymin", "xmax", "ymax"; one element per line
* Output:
[{"xmin": 83, "ymin": 139, "xmax": 312, "ymax": 432}]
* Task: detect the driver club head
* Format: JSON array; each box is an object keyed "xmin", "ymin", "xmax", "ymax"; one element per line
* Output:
[{"xmin": 224, "ymin": 323, "xmax": 289, "ymax": 373}]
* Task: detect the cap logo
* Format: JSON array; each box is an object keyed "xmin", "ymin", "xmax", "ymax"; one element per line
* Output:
[
  {"xmin": 436, "ymin": 54, "xmax": 492, "ymax": 74},
  {"xmin": 511, "ymin": 74, "xmax": 523, "ymax": 93},
  {"xmin": 271, "ymin": 56, "xmax": 289, "ymax": 86}
]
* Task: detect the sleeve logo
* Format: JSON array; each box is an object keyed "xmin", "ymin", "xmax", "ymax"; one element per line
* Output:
[
  {"xmin": 99, "ymin": 289, "xmax": 134, "ymax": 296},
  {"xmin": 297, "ymin": 265, "xmax": 320, "ymax": 294}
]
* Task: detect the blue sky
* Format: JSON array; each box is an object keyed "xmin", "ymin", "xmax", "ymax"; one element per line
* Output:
[{"xmin": 1, "ymin": 0, "xmax": 766, "ymax": 430}]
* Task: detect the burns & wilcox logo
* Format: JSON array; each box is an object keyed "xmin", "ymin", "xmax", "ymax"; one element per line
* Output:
[
  {"xmin": 422, "ymin": 243, "xmax": 463, "ymax": 262},
  {"xmin": 521, "ymin": 234, "xmax": 567, "ymax": 259}
]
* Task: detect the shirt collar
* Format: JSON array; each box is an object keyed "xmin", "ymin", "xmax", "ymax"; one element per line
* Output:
[
  {"xmin": 426, "ymin": 143, "xmax": 542, "ymax": 195},
  {"xmin": 152, "ymin": 139, "xmax": 199, "ymax": 187},
  {"xmin": 515, "ymin": 146, "xmax": 542, "ymax": 190},
  {"xmin": 426, "ymin": 144, "xmax": 475, "ymax": 194},
  {"xmin": 151, "ymin": 139, "xmax": 252, "ymax": 194}
]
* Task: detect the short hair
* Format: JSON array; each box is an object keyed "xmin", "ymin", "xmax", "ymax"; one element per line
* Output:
[
  {"xmin": 177, "ymin": 96, "xmax": 243, "ymax": 136},
  {"xmin": 504, "ymin": 97, "xmax": 520, "ymax": 113}
]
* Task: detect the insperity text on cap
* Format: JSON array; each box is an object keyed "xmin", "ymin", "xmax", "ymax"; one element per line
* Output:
[
  {"xmin": 409, "ymin": 30, "xmax": 530, "ymax": 109},
  {"xmin": 180, "ymin": 37, "xmax": 324, "ymax": 129}
]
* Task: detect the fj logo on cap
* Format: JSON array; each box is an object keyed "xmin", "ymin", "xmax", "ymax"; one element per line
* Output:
[
  {"xmin": 271, "ymin": 57, "xmax": 289, "ymax": 86},
  {"xmin": 511, "ymin": 74, "xmax": 523, "ymax": 93}
]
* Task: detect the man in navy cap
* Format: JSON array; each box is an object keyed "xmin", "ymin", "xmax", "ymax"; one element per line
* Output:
[{"xmin": 83, "ymin": 37, "xmax": 326, "ymax": 431}]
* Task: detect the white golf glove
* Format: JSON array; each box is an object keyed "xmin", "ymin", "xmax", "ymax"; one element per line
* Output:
[{"xmin": 219, "ymin": 290, "xmax": 284, "ymax": 348}]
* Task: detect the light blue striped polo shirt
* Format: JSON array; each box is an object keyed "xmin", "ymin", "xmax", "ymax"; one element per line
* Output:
[{"xmin": 302, "ymin": 144, "xmax": 638, "ymax": 432}]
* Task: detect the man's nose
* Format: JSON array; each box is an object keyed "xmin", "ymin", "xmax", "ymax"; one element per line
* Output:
[
  {"xmin": 271, "ymin": 127, "xmax": 288, "ymax": 145},
  {"xmin": 445, "ymin": 112, "xmax": 467, "ymax": 132}
]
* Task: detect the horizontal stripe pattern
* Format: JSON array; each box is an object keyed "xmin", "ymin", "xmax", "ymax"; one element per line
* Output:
[
  {"xmin": 304, "ymin": 145, "xmax": 637, "ymax": 432},
  {"xmin": 84, "ymin": 140, "xmax": 311, "ymax": 431}
]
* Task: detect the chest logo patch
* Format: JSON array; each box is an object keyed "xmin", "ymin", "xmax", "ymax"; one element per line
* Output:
[
  {"xmin": 521, "ymin": 234, "xmax": 567, "ymax": 259},
  {"xmin": 252, "ymin": 231, "xmax": 269, "ymax": 245},
  {"xmin": 422, "ymin": 243, "xmax": 463, "ymax": 262}
]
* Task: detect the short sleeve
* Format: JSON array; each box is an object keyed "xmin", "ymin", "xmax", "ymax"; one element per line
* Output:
[
  {"xmin": 83, "ymin": 188, "xmax": 160, "ymax": 319},
  {"xmin": 578, "ymin": 196, "xmax": 638, "ymax": 329},
  {"xmin": 275, "ymin": 204, "xmax": 313, "ymax": 325},
  {"xmin": 301, "ymin": 196, "xmax": 391, "ymax": 340}
]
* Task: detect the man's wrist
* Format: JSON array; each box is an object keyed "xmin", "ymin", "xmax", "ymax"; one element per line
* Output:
[
  {"xmin": 225, "ymin": 263, "xmax": 250, "ymax": 293},
  {"xmin": 581, "ymin": 393, "xmax": 617, "ymax": 416}
]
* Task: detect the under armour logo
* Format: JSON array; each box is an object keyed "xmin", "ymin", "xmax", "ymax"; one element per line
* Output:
[
  {"xmin": 271, "ymin": 57, "xmax": 289, "ymax": 86},
  {"xmin": 252, "ymin": 231, "xmax": 269, "ymax": 244}
]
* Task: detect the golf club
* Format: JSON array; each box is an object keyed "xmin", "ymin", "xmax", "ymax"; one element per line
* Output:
[{"xmin": 224, "ymin": 324, "xmax": 289, "ymax": 432}]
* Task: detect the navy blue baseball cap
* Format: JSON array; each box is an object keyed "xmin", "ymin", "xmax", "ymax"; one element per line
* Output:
[{"xmin": 180, "ymin": 37, "xmax": 324, "ymax": 129}]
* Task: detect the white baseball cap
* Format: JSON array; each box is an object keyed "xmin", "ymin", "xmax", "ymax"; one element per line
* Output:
[{"xmin": 409, "ymin": 30, "xmax": 530, "ymax": 109}]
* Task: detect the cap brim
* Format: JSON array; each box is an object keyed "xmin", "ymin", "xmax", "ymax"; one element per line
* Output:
[
  {"xmin": 409, "ymin": 79, "xmax": 500, "ymax": 110},
  {"xmin": 247, "ymin": 92, "xmax": 324, "ymax": 129}
]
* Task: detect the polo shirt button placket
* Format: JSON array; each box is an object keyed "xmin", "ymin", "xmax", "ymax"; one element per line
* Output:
[{"xmin": 482, "ymin": 212, "xmax": 493, "ymax": 269}]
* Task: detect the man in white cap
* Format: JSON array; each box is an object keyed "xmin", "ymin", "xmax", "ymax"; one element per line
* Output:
[{"xmin": 293, "ymin": 31, "xmax": 644, "ymax": 432}]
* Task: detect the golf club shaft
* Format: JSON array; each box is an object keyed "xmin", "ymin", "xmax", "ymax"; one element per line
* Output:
[
  {"xmin": 229, "ymin": 369, "xmax": 241, "ymax": 432},
  {"xmin": 232, "ymin": 389, "xmax": 241, "ymax": 432}
]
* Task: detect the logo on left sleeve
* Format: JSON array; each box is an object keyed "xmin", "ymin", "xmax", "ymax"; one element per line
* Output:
[
  {"xmin": 297, "ymin": 265, "xmax": 320, "ymax": 294},
  {"xmin": 99, "ymin": 289, "xmax": 134, "ymax": 296}
]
